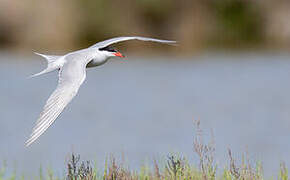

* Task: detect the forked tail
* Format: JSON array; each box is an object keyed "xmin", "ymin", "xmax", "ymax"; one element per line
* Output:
[{"xmin": 30, "ymin": 52, "xmax": 62, "ymax": 78}]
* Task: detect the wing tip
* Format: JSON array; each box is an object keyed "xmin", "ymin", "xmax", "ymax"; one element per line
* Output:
[
  {"xmin": 25, "ymin": 133, "xmax": 40, "ymax": 147},
  {"xmin": 25, "ymin": 130, "xmax": 40, "ymax": 147},
  {"xmin": 167, "ymin": 40, "xmax": 178, "ymax": 46},
  {"xmin": 25, "ymin": 138, "xmax": 34, "ymax": 147}
]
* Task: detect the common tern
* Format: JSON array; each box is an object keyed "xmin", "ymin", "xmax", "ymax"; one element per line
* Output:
[{"xmin": 26, "ymin": 36, "xmax": 176, "ymax": 146}]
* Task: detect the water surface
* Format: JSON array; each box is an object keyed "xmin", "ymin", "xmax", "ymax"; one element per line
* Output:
[{"xmin": 1, "ymin": 53, "xmax": 290, "ymax": 177}]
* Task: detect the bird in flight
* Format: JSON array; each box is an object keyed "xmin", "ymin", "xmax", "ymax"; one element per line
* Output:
[{"xmin": 26, "ymin": 36, "xmax": 176, "ymax": 146}]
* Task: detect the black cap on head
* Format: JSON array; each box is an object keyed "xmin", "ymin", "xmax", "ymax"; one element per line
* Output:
[{"xmin": 99, "ymin": 46, "xmax": 117, "ymax": 52}]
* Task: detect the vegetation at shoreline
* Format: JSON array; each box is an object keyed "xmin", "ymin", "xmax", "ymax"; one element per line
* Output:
[
  {"xmin": 2, "ymin": 1, "xmax": 290, "ymax": 52},
  {"xmin": 0, "ymin": 121, "xmax": 288, "ymax": 180}
]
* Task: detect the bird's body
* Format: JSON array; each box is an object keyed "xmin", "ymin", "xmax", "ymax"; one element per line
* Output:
[{"xmin": 26, "ymin": 36, "xmax": 176, "ymax": 146}]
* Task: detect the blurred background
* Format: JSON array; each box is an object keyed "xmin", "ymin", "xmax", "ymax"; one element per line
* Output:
[
  {"xmin": 1, "ymin": 0, "xmax": 290, "ymax": 178},
  {"xmin": 1, "ymin": 0, "xmax": 290, "ymax": 52}
]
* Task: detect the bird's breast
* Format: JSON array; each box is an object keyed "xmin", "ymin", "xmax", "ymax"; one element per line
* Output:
[{"xmin": 86, "ymin": 58, "xmax": 108, "ymax": 68}]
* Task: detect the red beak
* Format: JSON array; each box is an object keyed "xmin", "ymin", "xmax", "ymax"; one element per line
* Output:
[{"xmin": 113, "ymin": 52, "xmax": 125, "ymax": 58}]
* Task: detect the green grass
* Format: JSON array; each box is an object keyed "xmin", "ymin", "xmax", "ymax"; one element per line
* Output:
[{"xmin": 0, "ymin": 121, "xmax": 288, "ymax": 180}]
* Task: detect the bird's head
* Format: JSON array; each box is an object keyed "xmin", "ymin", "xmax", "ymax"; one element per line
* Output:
[{"xmin": 99, "ymin": 46, "xmax": 125, "ymax": 58}]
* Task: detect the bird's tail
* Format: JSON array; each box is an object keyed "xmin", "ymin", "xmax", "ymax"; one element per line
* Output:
[
  {"xmin": 29, "ymin": 52, "xmax": 62, "ymax": 78},
  {"xmin": 34, "ymin": 52, "xmax": 60, "ymax": 63}
]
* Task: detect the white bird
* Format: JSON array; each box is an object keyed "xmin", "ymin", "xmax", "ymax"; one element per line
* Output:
[{"xmin": 26, "ymin": 36, "xmax": 176, "ymax": 146}]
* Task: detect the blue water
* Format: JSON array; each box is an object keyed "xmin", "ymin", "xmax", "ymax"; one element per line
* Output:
[{"xmin": 1, "ymin": 52, "xmax": 290, "ymax": 177}]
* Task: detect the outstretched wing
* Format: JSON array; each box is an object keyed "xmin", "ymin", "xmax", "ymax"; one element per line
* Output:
[
  {"xmin": 25, "ymin": 57, "xmax": 87, "ymax": 146},
  {"xmin": 89, "ymin": 36, "xmax": 177, "ymax": 49}
]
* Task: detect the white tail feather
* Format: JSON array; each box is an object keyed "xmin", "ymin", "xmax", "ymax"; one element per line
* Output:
[
  {"xmin": 34, "ymin": 52, "xmax": 60, "ymax": 63},
  {"xmin": 30, "ymin": 52, "xmax": 62, "ymax": 78},
  {"xmin": 29, "ymin": 69, "xmax": 54, "ymax": 78}
]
